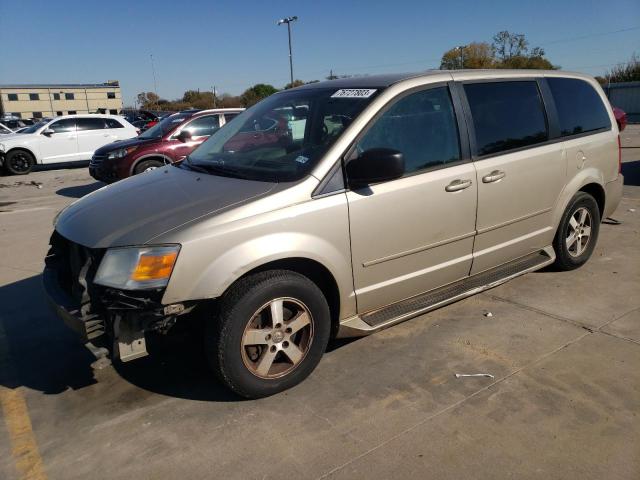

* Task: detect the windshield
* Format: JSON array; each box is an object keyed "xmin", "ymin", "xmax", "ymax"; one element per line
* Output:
[
  {"xmin": 186, "ymin": 87, "xmax": 381, "ymax": 182},
  {"xmin": 20, "ymin": 121, "xmax": 49, "ymax": 134},
  {"xmin": 138, "ymin": 113, "xmax": 189, "ymax": 139}
]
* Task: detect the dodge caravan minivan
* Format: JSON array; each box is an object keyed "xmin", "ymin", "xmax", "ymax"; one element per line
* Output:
[{"xmin": 45, "ymin": 70, "xmax": 623, "ymax": 398}]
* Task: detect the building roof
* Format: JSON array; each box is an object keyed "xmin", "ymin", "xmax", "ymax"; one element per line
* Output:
[{"xmin": 0, "ymin": 82, "xmax": 119, "ymax": 89}]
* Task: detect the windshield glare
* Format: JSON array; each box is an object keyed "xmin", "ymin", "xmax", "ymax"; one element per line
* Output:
[
  {"xmin": 187, "ymin": 87, "xmax": 381, "ymax": 182},
  {"xmin": 139, "ymin": 113, "xmax": 189, "ymax": 139}
]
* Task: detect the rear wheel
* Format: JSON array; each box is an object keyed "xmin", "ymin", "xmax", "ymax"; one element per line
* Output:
[
  {"xmin": 205, "ymin": 270, "xmax": 331, "ymax": 398},
  {"xmin": 4, "ymin": 150, "xmax": 34, "ymax": 175},
  {"xmin": 134, "ymin": 159, "xmax": 164, "ymax": 175},
  {"xmin": 553, "ymin": 192, "xmax": 600, "ymax": 270}
]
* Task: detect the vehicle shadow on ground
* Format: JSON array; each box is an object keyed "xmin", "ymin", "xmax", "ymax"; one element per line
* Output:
[
  {"xmin": 621, "ymin": 159, "xmax": 639, "ymax": 186},
  {"xmin": 56, "ymin": 181, "xmax": 104, "ymax": 198},
  {"xmin": 0, "ymin": 274, "xmax": 360, "ymax": 401}
]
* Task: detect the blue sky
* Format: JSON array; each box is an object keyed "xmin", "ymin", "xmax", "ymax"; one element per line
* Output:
[{"xmin": 0, "ymin": 0, "xmax": 638, "ymax": 106}]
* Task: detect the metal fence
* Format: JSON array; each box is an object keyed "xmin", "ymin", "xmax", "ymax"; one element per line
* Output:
[{"xmin": 602, "ymin": 81, "xmax": 640, "ymax": 123}]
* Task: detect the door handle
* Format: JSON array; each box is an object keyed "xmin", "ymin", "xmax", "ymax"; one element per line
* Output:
[
  {"xmin": 482, "ymin": 170, "xmax": 506, "ymax": 183},
  {"xmin": 445, "ymin": 179, "xmax": 473, "ymax": 192}
]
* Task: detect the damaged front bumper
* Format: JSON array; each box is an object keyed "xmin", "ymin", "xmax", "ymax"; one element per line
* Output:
[{"xmin": 43, "ymin": 232, "xmax": 192, "ymax": 362}]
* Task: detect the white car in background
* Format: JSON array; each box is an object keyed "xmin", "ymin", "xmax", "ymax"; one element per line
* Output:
[{"xmin": 0, "ymin": 115, "xmax": 138, "ymax": 175}]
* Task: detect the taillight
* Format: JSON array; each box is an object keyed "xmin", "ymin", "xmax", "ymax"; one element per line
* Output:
[{"xmin": 617, "ymin": 134, "xmax": 622, "ymax": 175}]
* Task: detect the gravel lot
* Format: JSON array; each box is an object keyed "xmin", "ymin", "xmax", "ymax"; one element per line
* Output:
[{"xmin": 0, "ymin": 125, "xmax": 639, "ymax": 480}]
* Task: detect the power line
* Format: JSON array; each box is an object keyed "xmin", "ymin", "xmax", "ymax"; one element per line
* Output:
[{"xmin": 539, "ymin": 26, "xmax": 640, "ymax": 46}]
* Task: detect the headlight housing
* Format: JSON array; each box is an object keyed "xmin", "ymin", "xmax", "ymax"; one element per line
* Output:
[
  {"xmin": 94, "ymin": 245, "xmax": 180, "ymax": 290},
  {"xmin": 107, "ymin": 146, "xmax": 138, "ymax": 160}
]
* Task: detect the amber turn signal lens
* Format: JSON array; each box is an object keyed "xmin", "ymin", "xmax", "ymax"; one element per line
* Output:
[{"xmin": 131, "ymin": 251, "xmax": 178, "ymax": 282}]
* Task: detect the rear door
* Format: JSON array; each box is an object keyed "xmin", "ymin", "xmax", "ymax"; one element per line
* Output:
[
  {"xmin": 76, "ymin": 117, "xmax": 116, "ymax": 160},
  {"xmin": 459, "ymin": 79, "xmax": 566, "ymax": 274},
  {"xmin": 39, "ymin": 118, "xmax": 78, "ymax": 163},
  {"xmin": 346, "ymin": 84, "xmax": 477, "ymax": 313}
]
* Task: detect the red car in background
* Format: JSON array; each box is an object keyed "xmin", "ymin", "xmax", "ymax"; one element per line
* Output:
[{"xmin": 89, "ymin": 108, "xmax": 243, "ymax": 182}]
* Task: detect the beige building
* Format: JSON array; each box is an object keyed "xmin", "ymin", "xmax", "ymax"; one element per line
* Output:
[{"xmin": 0, "ymin": 82, "xmax": 123, "ymax": 119}]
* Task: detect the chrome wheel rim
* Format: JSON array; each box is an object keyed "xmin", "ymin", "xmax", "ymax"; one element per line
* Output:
[
  {"xmin": 241, "ymin": 298, "xmax": 314, "ymax": 379},
  {"xmin": 566, "ymin": 207, "xmax": 592, "ymax": 257},
  {"xmin": 9, "ymin": 152, "xmax": 31, "ymax": 173}
]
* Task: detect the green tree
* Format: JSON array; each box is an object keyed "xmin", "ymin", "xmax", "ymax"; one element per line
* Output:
[
  {"xmin": 604, "ymin": 53, "xmax": 640, "ymax": 83},
  {"xmin": 440, "ymin": 42, "xmax": 495, "ymax": 69},
  {"xmin": 136, "ymin": 92, "xmax": 160, "ymax": 109},
  {"xmin": 240, "ymin": 84, "xmax": 279, "ymax": 107},
  {"xmin": 284, "ymin": 79, "xmax": 306, "ymax": 89},
  {"xmin": 492, "ymin": 31, "xmax": 528, "ymax": 61}
]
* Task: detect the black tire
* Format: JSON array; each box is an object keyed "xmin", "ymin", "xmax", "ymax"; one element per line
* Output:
[
  {"xmin": 133, "ymin": 159, "xmax": 164, "ymax": 175},
  {"xmin": 553, "ymin": 192, "xmax": 600, "ymax": 271},
  {"xmin": 4, "ymin": 150, "xmax": 34, "ymax": 175},
  {"xmin": 206, "ymin": 270, "xmax": 331, "ymax": 398}
]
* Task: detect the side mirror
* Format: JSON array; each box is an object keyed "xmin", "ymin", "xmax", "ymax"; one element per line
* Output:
[
  {"xmin": 42, "ymin": 128, "xmax": 55, "ymax": 137},
  {"xmin": 176, "ymin": 130, "xmax": 192, "ymax": 142},
  {"xmin": 346, "ymin": 148, "xmax": 404, "ymax": 188}
]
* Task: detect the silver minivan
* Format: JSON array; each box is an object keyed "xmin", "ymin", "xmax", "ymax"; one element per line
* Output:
[{"xmin": 45, "ymin": 70, "xmax": 623, "ymax": 398}]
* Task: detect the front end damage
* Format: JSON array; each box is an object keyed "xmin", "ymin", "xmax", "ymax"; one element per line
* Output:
[{"xmin": 43, "ymin": 231, "xmax": 193, "ymax": 362}]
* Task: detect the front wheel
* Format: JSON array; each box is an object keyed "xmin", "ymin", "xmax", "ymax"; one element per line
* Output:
[
  {"xmin": 206, "ymin": 270, "xmax": 331, "ymax": 398},
  {"xmin": 553, "ymin": 192, "xmax": 600, "ymax": 271},
  {"xmin": 133, "ymin": 159, "xmax": 165, "ymax": 175},
  {"xmin": 4, "ymin": 150, "xmax": 34, "ymax": 175}
]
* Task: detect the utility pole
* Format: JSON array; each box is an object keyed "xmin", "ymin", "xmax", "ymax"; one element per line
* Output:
[
  {"xmin": 212, "ymin": 85, "xmax": 217, "ymax": 108},
  {"xmin": 277, "ymin": 16, "xmax": 298, "ymax": 86},
  {"xmin": 150, "ymin": 54, "xmax": 159, "ymax": 110}
]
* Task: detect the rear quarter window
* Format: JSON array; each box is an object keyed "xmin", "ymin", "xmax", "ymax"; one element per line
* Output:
[
  {"xmin": 106, "ymin": 118, "xmax": 124, "ymax": 129},
  {"xmin": 547, "ymin": 77, "xmax": 611, "ymax": 137}
]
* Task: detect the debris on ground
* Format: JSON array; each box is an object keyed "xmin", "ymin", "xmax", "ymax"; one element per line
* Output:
[
  {"xmin": 0, "ymin": 180, "xmax": 44, "ymax": 189},
  {"xmin": 603, "ymin": 217, "xmax": 622, "ymax": 225},
  {"xmin": 629, "ymin": 208, "xmax": 636, "ymax": 213},
  {"xmin": 483, "ymin": 311, "xmax": 493, "ymax": 317},
  {"xmin": 455, "ymin": 373, "xmax": 495, "ymax": 379}
]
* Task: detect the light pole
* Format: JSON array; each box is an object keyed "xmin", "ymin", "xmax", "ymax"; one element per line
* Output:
[
  {"xmin": 456, "ymin": 45, "xmax": 466, "ymax": 69},
  {"xmin": 277, "ymin": 16, "xmax": 298, "ymax": 85}
]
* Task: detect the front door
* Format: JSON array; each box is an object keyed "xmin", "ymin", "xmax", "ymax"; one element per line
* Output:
[
  {"xmin": 460, "ymin": 80, "xmax": 566, "ymax": 274},
  {"xmin": 39, "ymin": 118, "xmax": 78, "ymax": 163},
  {"xmin": 346, "ymin": 85, "xmax": 478, "ymax": 313}
]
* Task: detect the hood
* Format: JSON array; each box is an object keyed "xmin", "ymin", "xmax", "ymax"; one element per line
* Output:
[
  {"xmin": 94, "ymin": 136, "xmax": 157, "ymax": 154},
  {"xmin": 55, "ymin": 166, "xmax": 276, "ymax": 248},
  {"xmin": 0, "ymin": 133, "xmax": 39, "ymax": 145}
]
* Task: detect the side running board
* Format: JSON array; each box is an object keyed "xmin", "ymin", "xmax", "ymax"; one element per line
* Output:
[{"xmin": 337, "ymin": 247, "xmax": 555, "ymax": 338}]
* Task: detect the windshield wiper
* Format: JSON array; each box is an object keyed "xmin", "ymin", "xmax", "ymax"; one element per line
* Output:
[
  {"xmin": 182, "ymin": 156, "xmax": 210, "ymax": 174},
  {"xmin": 199, "ymin": 163, "xmax": 253, "ymax": 180}
]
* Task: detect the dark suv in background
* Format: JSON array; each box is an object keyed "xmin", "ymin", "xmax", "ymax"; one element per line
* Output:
[{"xmin": 89, "ymin": 108, "xmax": 244, "ymax": 182}]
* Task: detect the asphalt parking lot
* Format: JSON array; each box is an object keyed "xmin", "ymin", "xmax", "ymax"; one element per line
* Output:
[{"xmin": 1, "ymin": 126, "xmax": 639, "ymax": 480}]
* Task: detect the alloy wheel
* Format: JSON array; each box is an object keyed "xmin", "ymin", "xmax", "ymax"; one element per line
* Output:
[
  {"xmin": 566, "ymin": 207, "xmax": 592, "ymax": 257},
  {"xmin": 240, "ymin": 297, "xmax": 314, "ymax": 379}
]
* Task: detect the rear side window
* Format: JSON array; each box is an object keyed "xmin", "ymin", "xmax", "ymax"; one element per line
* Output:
[
  {"xmin": 357, "ymin": 86, "xmax": 461, "ymax": 175},
  {"xmin": 106, "ymin": 118, "xmax": 124, "ymax": 128},
  {"xmin": 77, "ymin": 118, "xmax": 107, "ymax": 131},
  {"xmin": 547, "ymin": 78, "xmax": 610, "ymax": 137},
  {"xmin": 464, "ymin": 81, "xmax": 548, "ymax": 156}
]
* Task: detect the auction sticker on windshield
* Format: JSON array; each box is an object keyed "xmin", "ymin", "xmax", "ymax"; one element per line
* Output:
[{"xmin": 331, "ymin": 89, "xmax": 377, "ymax": 98}]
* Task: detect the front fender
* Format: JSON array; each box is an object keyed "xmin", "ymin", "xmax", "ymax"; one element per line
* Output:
[{"xmin": 161, "ymin": 192, "xmax": 357, "ymax": 319}]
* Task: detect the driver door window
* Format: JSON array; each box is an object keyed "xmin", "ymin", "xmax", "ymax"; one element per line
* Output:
[
  {"xmin": 356, "ymin": 87, "xmax": 461, "ymax": 176},
  {"xmin": 183, "ymin": 115, "xmax": 221, "ymax": 138},
  {"xmin": 48, "ymin": 118, "xmax": 77, "ymax": 133}
]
